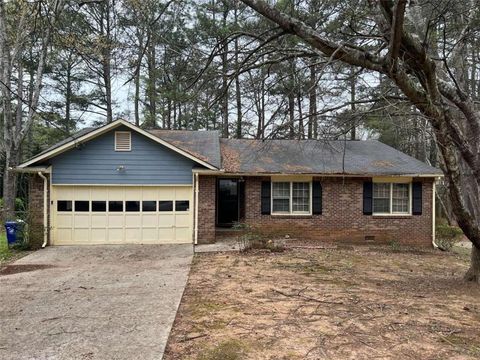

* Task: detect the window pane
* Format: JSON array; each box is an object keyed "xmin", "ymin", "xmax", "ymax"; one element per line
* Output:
[
  {"xmin": 126, "ymin": 201, "xmax": 140, "ymax": 212},
  {"xmin": 142, "ymin": 201, "xmax": 156, "ymax": 212},
  {"xmin": 272, "ymin": 182, "xmax": 290, "ymax": 198},
  {"xmin": 92, "ymin": 201, "xmax": 106, "ymax": 212},
  {"xmin": 175, "ymin": 200, "xmax": 189, "ymax": 211},
  {"xmin": 159, "ymin": 201, "xmax": 173, "ymax": 212},
  {"xmin": 392, "ymin": 183, "xmax": 409, "ymax": 213},
  {"xmin": 75, "ymin": 201, "xmax": 89, "ymax": 212},
  {"xmin": 57, "ymin": 200, "xmax": 72, "ymax": 212},
  {"xmin": 109, "ymin": 201, "xmax": 123, "ymax": 212},
  {"xmin": 292, "ymin": 182, "xmax": 310, "ymax": 213},
  {"xmin": 373, "ymin": 183, "xmax": 390, "ymax": 213},
  {"xmin": 272, "ymin": 198, "xmax": 290, "ymax": 213}
]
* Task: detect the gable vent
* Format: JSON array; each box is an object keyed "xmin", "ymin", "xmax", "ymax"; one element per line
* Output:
[{"xmin": 115, "ymin": 131, "xmax": 131, "ymax": 151}]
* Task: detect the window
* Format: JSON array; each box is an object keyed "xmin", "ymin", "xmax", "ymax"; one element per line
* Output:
[
  {"xmin": 57, "ymin": 200, "xmax": 72, "ymax": 212},
  {"xmin": 92, "ymin": 201, "xmax": 106, "ymax": 212},
  {"xmin": 373, "ymin": 182, "xmax": 410, "ymax": 214},
  {"xmin": 272, "ymin": 182, "xmax": 290, "ymax": 213},
  {"xmin": 125, "ymin": 201, "xmax": 140, "ymax": 212},
  {"xmin": 115, "ymin": 131, "xmax": 131, "ymax": 151},
  {"xmin": 272, "ymin": 181, "xmax": 311, "ymax": 214},
  {"xmin": 142, "ymin": 201, "xmax": 156, "ymax": 212},
  {"xmin": 175, "ymin": 200, "xmax": 189, "ymax": 211},
  {"xmin": 109, "ymin": 201, "xmax": 123, "ymax": 212},
  {"xmin": 292, "ymin": 182, "xmax": 310, "ymax": 212},
  {"xmin": 74, "ymin": 201, "xmax": 89, "ymax": 212},
  {"xmin": 159, "ymin": 201, "xmax": 173, "ymax": 212}
]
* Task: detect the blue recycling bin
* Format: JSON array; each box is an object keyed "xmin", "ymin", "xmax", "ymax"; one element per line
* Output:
[{"xmin": 5, "ymin": 221, "xmax": 23, "ymax": 246}]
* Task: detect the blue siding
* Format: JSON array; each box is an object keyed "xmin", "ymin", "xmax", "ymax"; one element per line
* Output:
[{"xmin": 49, "ymin": 128, "xmax": 197, "ymax": 184}]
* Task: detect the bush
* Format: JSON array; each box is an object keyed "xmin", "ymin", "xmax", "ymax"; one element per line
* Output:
[
  {"xmin": 233, "ymin": 222, "xmax": 285, "ymax": 253},
  {"xmin": 0, "ymin": 198, "xmax": 26, "ymax": 213},
  {"xmin": 436, "ymin": 221, "xmax": 464, "ymax": 251}
]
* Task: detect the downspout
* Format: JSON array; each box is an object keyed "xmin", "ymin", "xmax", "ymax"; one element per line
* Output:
[
  {"xmin": 37, "ymin": 172, "xmax": 48, "ymax": 248},
  {"xmin": 194, "ymin": 173, "xmax": 199, "ymax": 245},
  {"xmin": 432, "ymin": 180, "xmax": 438, "ymax": 248}
]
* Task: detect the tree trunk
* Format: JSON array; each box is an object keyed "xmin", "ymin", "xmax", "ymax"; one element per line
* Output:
[
  {"xmin": 221, "ymin": 4, "xmax": 229, "ymax": 138},
  {"xmin": 350, "ymin": 66, "xmax": 356, "ymax": 140},
  {"xmin": 308, "ymin": 62, "xmax": 316, "ymax": 139},
  {"xmin": 464, "ymin": 245, "xmax": 480, "ymax": 283},
  {"xmin": 288, "ymin": 92, "xmax": 295, "ymax": 139}
]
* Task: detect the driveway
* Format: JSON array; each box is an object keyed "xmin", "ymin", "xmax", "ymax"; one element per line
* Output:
[{"xmin": 0, "ymin": 244, "xmax": 193, "ymax": 360}]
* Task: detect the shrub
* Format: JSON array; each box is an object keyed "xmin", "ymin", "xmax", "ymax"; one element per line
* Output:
[
  {"xmin": 436, "ymin": 221, "xmax": 464, "ymax": 251},
  {"xmin": 233, "ymin": 222, "xmax": 285, "ymax": 253}
]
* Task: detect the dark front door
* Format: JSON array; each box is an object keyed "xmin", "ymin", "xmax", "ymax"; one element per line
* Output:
[{"xmin": 217, "ymin": 178, "xmax": 240, "ymax": 227}]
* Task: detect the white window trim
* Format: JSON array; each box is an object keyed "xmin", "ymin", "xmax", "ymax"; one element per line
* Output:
[
  {"xmin": 114, "ymin": 131, "xmax": 132, "ymax": 151},
  {"xmin": 271, "ymin": 181, "xmax": 312, "ymax": 216},
  {"xmin": 372, "ymin": 182, "xmax": 412, "ymax": 216}
]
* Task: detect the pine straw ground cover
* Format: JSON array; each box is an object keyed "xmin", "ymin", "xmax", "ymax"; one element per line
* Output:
[{"xmin": 164, "ymin": 246, "xmax": 480, "ymax": 360}]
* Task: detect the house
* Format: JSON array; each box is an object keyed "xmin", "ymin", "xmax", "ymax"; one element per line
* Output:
[{"xmin": 16, "ymin": 119, "xmax": 443, "ymax": 247}]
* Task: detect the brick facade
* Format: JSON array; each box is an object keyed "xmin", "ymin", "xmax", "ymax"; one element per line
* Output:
[
  {"xmin": 28, "ymin": 173, "xmax": 50, "ymax": 249},
  {"xmin": 197, "ymin": 175, "xmax": 217, "ymax": 244},
  {"xmin": 198, "ymin": 175, "xmax": 434, "ymax": 246}
]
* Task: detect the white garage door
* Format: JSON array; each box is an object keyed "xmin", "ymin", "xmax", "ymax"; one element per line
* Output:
[{"xmin": 51, "ymin": 186, "xmax": 193, "ymax": 245}]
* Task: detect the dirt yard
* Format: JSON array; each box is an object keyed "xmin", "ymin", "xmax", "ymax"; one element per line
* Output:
[{"xmin": 165, "ymin": 245, "xmax": 480, "ymax": 360}]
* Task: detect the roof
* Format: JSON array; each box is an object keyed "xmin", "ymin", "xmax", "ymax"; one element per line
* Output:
[
  {"xmin": 148, "ymin": 129, "xmax": 221, "ymax": 169},
  {"xmin": 19, "ymin": 119, "xmax": 442, "ymax": 176},
  {"xmin": 219, "ymin": 139, "xmax": 443, "ymax": 176}
]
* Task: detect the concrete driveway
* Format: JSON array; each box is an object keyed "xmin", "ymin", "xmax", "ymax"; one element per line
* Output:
[{"xmin": 0, "ymin": 244, "xmax": 193, "ymax": 360}]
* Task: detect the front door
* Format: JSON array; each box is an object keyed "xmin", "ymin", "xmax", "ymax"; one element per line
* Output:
[{"xmin": 217, "ymin": 178, "xmax": 240, "ymax": 227}]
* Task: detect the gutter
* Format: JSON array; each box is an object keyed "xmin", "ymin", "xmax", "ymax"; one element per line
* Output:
[
  {"xmin": 37, "ymin": 172, "xmax": 49, "ymax": 248},
  {"xmin": 191, "ymin": 168, "xmax": 443, "ymax": 178},
  {"xmin": 432, "ymin": 180, "xmax": 438, "ymax": 249},
  {"xmin": 194, "ymin": 173, "xmax": 199, "ymax": 245}
]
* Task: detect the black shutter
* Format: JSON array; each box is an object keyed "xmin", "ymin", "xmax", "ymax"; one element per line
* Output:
[
  {"xmin": 363, "ymin": 181, "xmax": 373, "ymax": 215},
  {"xmin": 261, "ymin": 181, "xmax": 271, "ymax": 215},
  {"xmin": 312, "ymin": 181, "xmax": 322, "ymax": 214},
  {"xmin": 412, "ymin": 181, "xmax": 422, "ymax": 215}
]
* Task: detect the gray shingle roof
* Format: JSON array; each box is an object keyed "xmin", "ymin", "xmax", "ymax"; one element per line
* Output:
[
  {"xmin": 25, "ymin": 122, "xmax": 441, "ymax": 176},
  {"xmin": 148, "ymin": 129, "xmax": 222, "ymax": 169},
  {"xmin": 220, "ymin": 139, "xmax": 442, "ymax": 175}
]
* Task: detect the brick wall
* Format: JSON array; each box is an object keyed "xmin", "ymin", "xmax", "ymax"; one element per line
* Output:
[
  {"xmin": 28, "ymin": 174, "xmax": 50, "ymax": 249},
  {"xmin": 246, "ymin": 176, "xmax": 434, "ymax": 246},
  {"xmin": 197, "ymin": 175, "xmax": 216, "ymax": 244},
  {"xmin": 197, "ymin": 175, "xmax": 434, "ymax": 247}
]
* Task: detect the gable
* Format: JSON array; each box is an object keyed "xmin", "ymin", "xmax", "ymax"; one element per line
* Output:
[
  {"xmin": 45, "ymin": 127, "xmax": 200, "ymax": 185},
  {"xmin": 18, "ymin": 119, "xmax": 218, "ymax": 170}
]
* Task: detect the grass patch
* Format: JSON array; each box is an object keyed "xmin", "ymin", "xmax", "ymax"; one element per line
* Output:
[
  {"xmin": 0, "ymin": 232, "xmax": 12, "ymax": 264},
  {"xmin": 197, "ymin": 339, "xmax": 248, "ymax": 360}
]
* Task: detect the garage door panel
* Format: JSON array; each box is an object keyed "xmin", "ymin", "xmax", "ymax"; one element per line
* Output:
[
  {"xmin": 125, "ymin": 214, "xmax": 142, "ymax": 227},
  {"xmin": 142, "ymin": 214, "xmax": 157, "ymax": 227},
  {"xmin": 158, "ymin": 214, "xmax": 174, "ymax": 227},
  {"xmin": 159, "ymin": 228, "xmax": 175, "ymax": 240},
  {"xmin": 108, "ymin": 215, "xmax": 124, "ymax": 227},
  {"xmin": 108, "ymin": 228, "xmax": 124, "ymax": 243},
  {"xmin": 91, "ymin": 215, "xmax": 107, "ymax": 228},
  {"xmin": 125, "ymin": 228, "xmax": 141, "ymax": 242},
  {"xmin": 175, "ymin": 214, "xmax": 191, "ymax": 227},
  {"xmin": 57, "ymin": 215, "xmax": 73, "ymax": 227},
  {"xmin": 57, "ymin": 229, "xmax": 72, "ymax": 243},
  {"xmin": 91, "ymin": 229, "xmax": 106, "ymax": 242},
  {"xmin": 142, "ymin": 228, "xmax": 158, "ymax": 241},
  {"xmin": 52, "ymin": 185, "xmax": 192, "ymax": 245},
  {"xmin": 175, "ymin": 228, "xmax": 191, "ymax": 242},
  {"xmin": 74, "ymin": 187, "xmax": 90, "ymax": 199},
  {"xmin": 73, "ymin": 214, "xmax": 90, "ymax": 228},
  {"xmin": 73, "ymin": 228, "xmax": 90, "ymax": 242}
]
